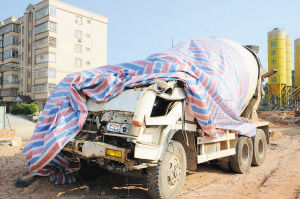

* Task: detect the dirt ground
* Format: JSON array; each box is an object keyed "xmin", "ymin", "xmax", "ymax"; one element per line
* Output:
[{"xmin": 0, "ymin": 127, "xmax": 299, "ymax": 198}]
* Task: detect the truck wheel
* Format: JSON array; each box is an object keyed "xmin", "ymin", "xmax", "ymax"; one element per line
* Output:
[
  {"xmin": 147, "ymin": 141, "xmax": 186, "ymax": 199},
  {"xmin": 218, "ymin": 157, "xmax": 231, "ymax": 172},
  {"xmin": 230, "ymin": 136, "xmax": 253, "ymax": 174},
  {"xmin": 252, "ymin": 129, "xmax": 267, "ymax": 166}
]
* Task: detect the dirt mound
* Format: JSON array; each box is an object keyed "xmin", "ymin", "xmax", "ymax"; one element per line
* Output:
[
  {"xmin": 257, "ymin": 111, "xmax": 300, "ymax": 127},
  {"xmin": 270, "ymin": 131, "xmax": 288, "ymax": 139}
]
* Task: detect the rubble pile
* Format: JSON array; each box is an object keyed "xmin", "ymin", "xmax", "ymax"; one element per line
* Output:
[{"xmin": 257, "ymin": 111, "xmax": 300, "ymax": 127}]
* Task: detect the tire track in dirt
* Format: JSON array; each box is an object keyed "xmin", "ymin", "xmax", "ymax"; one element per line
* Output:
[{"xmin": 180, "ymin": 136, "xmax": 300, "ymax": 199}]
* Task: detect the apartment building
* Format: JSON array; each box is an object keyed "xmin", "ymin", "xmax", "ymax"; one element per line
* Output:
[
  {"xmin": 0, "ymin": 17, "xmax": 21, "ymax": 104},
  {"xmin": 0, "ymin": 0, "xmax": 108, "ymax": 109}
]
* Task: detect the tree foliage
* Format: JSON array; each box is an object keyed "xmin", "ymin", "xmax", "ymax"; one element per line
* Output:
[{"xmin": 11, "ymin": 103, "xmax": 39, "ymax": 115}]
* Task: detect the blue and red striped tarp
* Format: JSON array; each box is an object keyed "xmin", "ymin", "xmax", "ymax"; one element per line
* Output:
[{"xmin": 24, "ymin": 38, "xmax": 256, "ymax": 184}]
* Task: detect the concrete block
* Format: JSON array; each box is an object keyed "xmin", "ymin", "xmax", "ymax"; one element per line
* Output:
[
  {"xmin": 0, "ymin": 129, "xmax": 15, "ymax": 138},
  {"xmin": 11, "ymin": 136, "xmax": 22, "ymax": 147}
]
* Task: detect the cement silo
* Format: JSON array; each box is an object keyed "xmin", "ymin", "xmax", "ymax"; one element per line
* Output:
[
  {"xmin": 286, "ymin": 36, "xmax": 292, "ymax": 90},
  {"xmin": 295, "ymin": 39, "xmax": 300, "ymax": 88},
  {"xmin": 268, "ymin": 28, "xmax": 287, "ymax": 107}
]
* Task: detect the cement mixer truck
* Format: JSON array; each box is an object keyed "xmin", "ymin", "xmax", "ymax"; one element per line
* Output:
[{"xmin": 61, "ymin": 38, "xmax": 272, "ymax": 199}]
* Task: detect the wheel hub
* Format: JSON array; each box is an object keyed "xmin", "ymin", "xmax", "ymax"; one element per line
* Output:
[
  {"xmin": 242, "ymin": 142, "xmax": 249, "ymax": 161},
  {"xmin": 167, "ymin": 156, "xmax": 181, "ymax": 187}
]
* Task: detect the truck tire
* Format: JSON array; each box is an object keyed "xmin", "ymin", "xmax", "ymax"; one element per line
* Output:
[
  {"xmin": 218, "ymin": 157, "xmax": 232, "ymax": 172},
  {"xmin": 147, "ymin": 141, "xmax": 186, "ymax": 199},
  {"xmin": 230, "ymin": 136, "xmax": 253, "ymax": 174},
  {"xmin": 252, "ymin": 129, "xmax": 267, "ymax": 166}
]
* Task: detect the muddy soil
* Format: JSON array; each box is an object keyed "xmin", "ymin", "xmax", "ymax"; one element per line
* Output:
[{"xmin": 0, "ymin": 127, "xmax": 299, "ymax": 199}]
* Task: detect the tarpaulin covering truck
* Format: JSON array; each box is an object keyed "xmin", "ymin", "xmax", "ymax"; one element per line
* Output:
[{"xmin": 24, "ymin": 38, "xmax": 272, "ymax": 199}]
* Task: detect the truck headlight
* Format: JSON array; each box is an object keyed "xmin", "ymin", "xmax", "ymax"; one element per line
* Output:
[{"xmin": 106, "ymin": 123, "xmax": 129, "ymax": 134}]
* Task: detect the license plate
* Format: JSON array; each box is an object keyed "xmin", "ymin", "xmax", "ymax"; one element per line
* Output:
[{"xmin": 106, "ymin": 123, "xmax": 121, "ymax": 133}]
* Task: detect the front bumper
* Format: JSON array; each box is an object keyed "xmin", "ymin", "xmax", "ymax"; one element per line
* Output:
[{"xmin": 62, "ymin": 140, "xmax": 130, "ymax": 163}]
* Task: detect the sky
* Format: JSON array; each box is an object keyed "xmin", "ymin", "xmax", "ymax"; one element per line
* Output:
[{"xmin": 1, "ymin": 0, "xmax": 300, "ymax": 71}]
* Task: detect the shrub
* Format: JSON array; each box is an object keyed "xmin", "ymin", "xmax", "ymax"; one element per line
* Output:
[{"xmin": 11, "ymin": 103, "xmax": 39, "ymax": 115}]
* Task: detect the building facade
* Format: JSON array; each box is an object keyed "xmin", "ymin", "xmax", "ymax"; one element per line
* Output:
[
  {"xmin": 0, "ymin": 17, "xmax": 21, "ymax": 104},
  {"xmin": 0, "ymin": 0, "xmax": 107, "ymax": 109}
]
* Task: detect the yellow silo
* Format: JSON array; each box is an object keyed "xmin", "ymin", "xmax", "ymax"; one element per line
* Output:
[
  {"xmin": 295, "ymin": 39, "xmax": 300, "ymax": 88},
  {"xmin": 286, "ymin": 36, "xmax": 292, "ymax": 89},
  {"xmin": 268, "ymin": 28, "xmax": 287, "ymax": 107}
]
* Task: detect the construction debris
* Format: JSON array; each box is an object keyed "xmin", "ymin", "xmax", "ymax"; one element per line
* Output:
[{"xmin": 0, "ymin": 129, "xmax": 22, "ymax": 148}]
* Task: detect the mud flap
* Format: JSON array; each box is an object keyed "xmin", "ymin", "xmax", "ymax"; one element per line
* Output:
[{"xmin": 174, "ymin": 131, "xmax": 197, "ymax": 171}]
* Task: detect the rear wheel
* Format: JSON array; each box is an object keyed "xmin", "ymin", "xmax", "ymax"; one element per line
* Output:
[
  {"xmin": 230, "ymin": 136, "xmax": 253, "ymax": 174},
  {"xmin": 147, "ymin": 141, "xmax": 186, "ymax": 199},
  {"xmin": 252, "ymin": 129, "xmax": 267, "ymax": 166}
]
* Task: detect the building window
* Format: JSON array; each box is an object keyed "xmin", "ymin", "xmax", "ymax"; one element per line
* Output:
[
  {"xmin": 28, "ymin": 30, "xmax": 31, "ymax": 38},
  {"xmin": 3, "ymin": 75, "xmax": 19, "ymax": 84},
  {"xmin": 29, "ymin": 13, "xmax": 32, "ymax": 22},
  {"xmin": 36, "ymin": 7, "xmax": 48, "ymax": 20},
  {"xmin": 28, "ymin": 44, "xmax": 31, "ymax": 51},
  {"xmin": 0, "ymin": 23, "xmax": 20, "ymax": 35},
  {"xmin": 3, "ymin": 49, "xmax": 18, "ymax": 59},
  {"xmin": 3, "ymin": 36, "xmax": 18, "ymax": 47},
  {"xmin": 22, "ymin": 39, "xmax": 24, "ymax": 47},
  {"xmin": 75, "ymin": 44, "xmax": 82, "ymax": 53},
  {"xmin": 33, "ymin": 83, "xmax": 55, "ymax": 94},
  {"xmin": 49, "ymin": 22, "xmax": 56, "ymax": 32},
  {"xmin": 35, "ymin": 21, "xmax": 57, "ymax": 35},
  {"xmin": 86, "ymin": 19, "xmax": 91, "ymax": 24},
  {"xmin": 86, "ymin": 33, "xmax": 90, "ymax": 38},
  {"xmin": 35, "ymin": 6, "xmax": 57, "ymax": 20},
  {"xmin": 0, "ymin": 53, "xmax": 2, "ymax": 61},
  {"xmin": 48, "ymin": 69, "xmax": 56, "ymax": 78},
  {"xmin": 35, "ymin": 69, "xmax": 56, "ymax": 79},
  {"xmin": 0, "ymin": 40, "xmax": 2, "ymax": 47},
  {"xmin": 75, "ymin": 30, "xmax": 82, "ymax": 40},
  {"xmin": 35, "ymin": 22, "xmax": 47, "ymax": 34},
  {"xmin": 75, "ymin": 16, "xmax": 82, "ymax": 25},
  {"xmin": 27, "ymin": 71, "xmax": 31, "ymax": 92},
  {"xmin": 49, "ymin": 7, "xmax": 57, "ymax": 16},
  {"xmin": 22, "ymin": 26, "xmax": 24, "ymax": 35},
  {"xmin": 34, "ymin": 37, "xmax": 56, "ymax": 49},
  {"xmin": 75, "ymin": 58, "xmax": 82, "ymax": 67},
  {"xmin": 86, "ymin": 47, "xmax": 90, "ymax": 52},
  {"xmin": 28, "ymin": 57, "xmax": 31, "ymax": 65},
  {"xmin": 35, "ymin": 53, "xmax": 56, "ymax": 64}
]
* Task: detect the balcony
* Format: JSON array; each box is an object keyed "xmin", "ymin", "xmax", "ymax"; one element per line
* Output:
[
  {"xmin": 33, "ymin": 83, "xmax": 55, "ymax": 94},
  {"xmin": 34, "ymin": 37, "xmax": 56, "ymax": 50},
  {"xmin": 34, "ymin": 92, "xmax": 49, "ymax": 100},
  {"xmin": 3, "ymin": 82, "xmax": 19, "ymax": 89},
  {"xmin": 0, "ymin": 63, "xmax": 20, "ymax": 72},
  {"xmin": 1, "ymin": 88, "xmax": 18, "ymax": 97},
  {"xmin": 2, "ymin": 96, "xmax": 16, "ymax": 102},
  {"xmin": 2, "ymin": 57, "xmax": 19, "ymax": 64}
]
